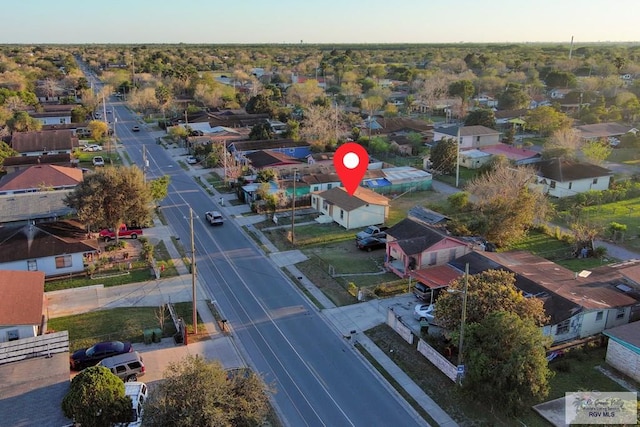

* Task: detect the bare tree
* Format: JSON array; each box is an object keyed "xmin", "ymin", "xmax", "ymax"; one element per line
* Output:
[
  {"xmin": 155, "ymin": 304, "xmax": 168, "ymax": 332},
  {"xmin": 543, "ymin": 128, "xmax": 582, "ymax": 160}
]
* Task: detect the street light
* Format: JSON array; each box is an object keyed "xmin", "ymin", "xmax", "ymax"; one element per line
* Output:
[{"xmin": 448, "ymin": 263, "xmax": 469, "ymax": 383}]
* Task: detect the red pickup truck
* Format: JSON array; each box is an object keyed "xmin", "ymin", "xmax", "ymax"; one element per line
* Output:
[{"xmin": 99, "ymin": 225, "xmax": 143, "ymax": 241}]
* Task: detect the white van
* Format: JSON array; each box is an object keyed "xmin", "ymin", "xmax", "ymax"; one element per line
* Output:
[{"xmin": 119, "ymin": 381, "xmax": 148, "ymax": 427}]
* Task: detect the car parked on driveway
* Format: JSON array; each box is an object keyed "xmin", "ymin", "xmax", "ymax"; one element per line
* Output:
[
  {"xmin": 83, "ymin": 144, "xmax": 102, "ymax": 152},
  {"xmin": 186, "ymin": 155, "xmax": 198, "ymax": 164},
  {"xmin": 97, "ymin": 351, "xmax": 145, "ymax": 382},
  {"xmin": 92, "ymin": 156, "xmax": 105, "ymax": 166},
  {"xmin": 413, "ymin": 303, "xmax": 435, "ymax": 322},
  {"xmin": 356, "ymin": 236, "xmax": 386, "ymax": 252},
  {"xmin": 70, "ymin": 340, "xmax": 133, "ymax": 370}
]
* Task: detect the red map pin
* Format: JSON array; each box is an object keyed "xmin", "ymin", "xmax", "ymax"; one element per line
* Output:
[{"xmin": 334, "ymin": 142, "xmax": 369, "ymax": 196}]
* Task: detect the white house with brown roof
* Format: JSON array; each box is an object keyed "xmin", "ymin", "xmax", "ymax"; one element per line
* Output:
[
  {"xmin": 0, "ymin": 271, "xmax": 45, "ymax": 342},
  {"xmin": 0, "ymin": 221, "xmax": 99, "ymax": 277},
  {"xmin": 311, "ymin": 186, "xmax": 389, "ymax": 229},
  {"xmin": 535, "ymin": 158, "xmax": 612, "ymax": 198}
]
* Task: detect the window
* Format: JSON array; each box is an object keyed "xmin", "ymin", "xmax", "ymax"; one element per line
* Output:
[
  {"xmin": 449, "ymin": 248, "xmax": 457, "ymax": 261},
  {"xmin": 55, "ymin": 255, "xmax": 72, "ymax": 269},
  {"xmin": 476, "ymin": 136, "xmax": 480, "ymax": 142},
  {"xmin": 616, "ymin": 308, "xmax": 625, "ymax": 319},
  {"xmin": 322, "ymin": 201, "xmax": 328, "ymax": 211},
  {"xmin": 327, "ymin": 183, "xmax": 332, "ymax": 189},
  {"xmin": 556, "ymin": 319, "xmax": 570, "ymax": 335},
  {"xmin": 116, "ymin": 365, "xmax": 126, "ymax": 374},
  {"xmin": 593, "ymin": 178, "xmax": 598, "ymax": 185},
  {"xmin": 7, "ymin": 330, "xmax": 19, "ymax": 341},
  {"xmin": 313, "ymin": 186, "xmax": 319, "ymax": 191},
  {"xmin": 568, "ymin": 182, "xmax": 572, "ymax": 190},
  {"xmin": 595, "ymin": 311, "xmax": 603, "ymax": 321},
  {"xmin": 340, "ymin": 209, "xmax": 344, "ymax": 219},
  {"xmin": 27, "ymin": 259, "xmax": 37, "ymax": 271},
  {"xmin": 550, "ymin": 181, "xmax": 556, "ymax": 189}
]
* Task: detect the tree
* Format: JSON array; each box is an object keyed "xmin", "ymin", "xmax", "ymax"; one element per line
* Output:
[
  {"xmin": 256, "ymin": 168, "xmax": 278, "ymax": 183},
  {"xmin": 581, "ymin": 140, "xmax": 612, "ymax": 164},
  {"xmin": 430, "ymin": 137, "xmax": 458, "ymax": 175},
  {"xmin": 435, "ymin": 269, "xmax": 549, "ymax": 333},
  {"xmin": 543, "ymin": 128, "xmax": 582, "ymax": 160},
  {"xmin": 61, "ymin": 366, "xmax": 132, "ymax": 427},
  {"xmin": 144, "ymin": 355, "xmax": 271, "ymax": 427},
  {"xmin": 464, "ymin": 163, "xmax": 551, "ymax": 246},
  {"xmin": 249, "ymin": 123, "xmax": 274, "ymax": 140},
  {"xmin": 368, "ymin": 136, "xmax": 390, "ymax": 154},
  {"xmin": 87, "ymin": 119, "xmax": 109, "ymax": 141},
  {"xmin": 286, "ymin": 79, "xmax": 324, "ymax": 107},
  {"xmin": 64, "ymin": 166, "xmax": 153, "ymax": 235},
  {"xmin": 463, "ymin": 311, "xmax": 553, "ymax": 415},
  {"xmin": 544, "ymin": 70, "xmax": 577, "ymax": 88},
  {"xmin": 0, "ymin": 141, "xmax": 18, "ymax": 172},
  {"xmin": 246, "ymin": 93, "xmax": 276, "ymax": 116},
  {"xmin": 149, "ymin": 175, "xmax": 171, "ymax": 205},
  {"xmin": 464, "ymin": 108, "xmax": 496, "ymax": 128},
  {"xmin": 525, "ymin": 106, "xmax": 572, "ymax": 136},
  {"xmin": 6, "ymin": 111, "xmax": 42, "ymax": 133},
  {"xmin": 448, "ymin": 79, "xmax": 475, "ymax": 113},
  {"xmin": 496, "ymin": 83, "xmax": 530, "ymax": 110}
]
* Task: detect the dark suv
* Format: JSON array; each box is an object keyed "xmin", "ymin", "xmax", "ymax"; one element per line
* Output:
[{"xmin": 413, "ymin": 281, "xmax": 432, "ymax": 301}]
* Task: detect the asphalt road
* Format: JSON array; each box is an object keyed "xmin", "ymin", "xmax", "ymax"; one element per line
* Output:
[{"xmin": 107, "ymin": 101, "xmax": 425, "ymax": 426}]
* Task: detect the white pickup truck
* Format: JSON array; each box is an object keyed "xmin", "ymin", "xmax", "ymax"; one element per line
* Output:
[{"xmin": 355, "ymin": 225, "xmax": 388, "ymax": 241}]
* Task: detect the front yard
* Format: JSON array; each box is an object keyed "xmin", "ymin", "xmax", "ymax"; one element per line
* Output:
[{"xmin": 365, "ymin": 324, "xmax": 631, "ymax": 426}]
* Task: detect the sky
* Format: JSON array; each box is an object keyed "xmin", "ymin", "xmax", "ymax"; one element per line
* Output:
[{"xmin": 3, "ymin": 0, "xmax": 638, "ymax": 44}]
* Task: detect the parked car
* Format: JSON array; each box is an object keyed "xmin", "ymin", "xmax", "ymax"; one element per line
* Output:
[
  {"xmin": 186, "ymin": 155, "xmax": 198, "ymax": 164},
  {"xmin": 205, "ymin": 211, "xmax": 224, "ymax": 226},
  {"xmin": 99, "ymin": 224, "xmax": 143, "ymax": 241},
  {"xmin": 70, "ymin": 340, "xmax": 133, "ymax": 370},
  {"xmin": 132, "ymin": 125, "xmax": 140, "ymax": 132},
  {"xmin": 356, "ymin": 236, "xmax": 386, "ymax": 252},
  {"xmin": 119, "ymin": 382, "xmax": 148, "ymax": 427},
  {"xmin": 355, "ymin": 225, "xmax": 388, "ymax": 241},
  {"xmin": 92, "ymin": 156, "xmax": 105, "ymax": 166},
  {"xmin": 83, "ymin": 144, "xmax": 103, "ymax": 152},
  {"xmin": 97, "ymin": 351, "xmax": 145, "ymax": 382},
  {"xmin": 413, "ymin": 303, "xmax": 435, "ymax": 322},
  {"xmin": 413, "ymin": 281, "xmax": 432, "ymax": 301}
]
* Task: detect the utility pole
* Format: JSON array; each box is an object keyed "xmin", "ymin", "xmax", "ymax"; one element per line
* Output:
[
  {"xmin": 190, "ymin": 207, "xmax": 197, "ymax": 335},
  {"xmin": 457, "ymin": 263, "xmax": 469, "ymax": 383},
  {"xmin": 142, "ymin": 145, "xmax": 149, "ymax": 182},
  {"xmin": 455, "ymin": 125, "xmax": 461, "ymax": 188},
  {"xmin": 291, "ymin": 169, "xmax": 297, "ymax": 245}
]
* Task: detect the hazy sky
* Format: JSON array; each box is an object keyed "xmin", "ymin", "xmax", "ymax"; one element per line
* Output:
[{"xmin": 4, "ymin": 0, "xmax": 638, "ymax": 44}]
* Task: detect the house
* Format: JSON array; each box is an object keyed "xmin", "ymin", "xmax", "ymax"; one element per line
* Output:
[
  {"xmin": 311, "ymin": 187, "xmax": 389, "ymax": 229},
  {"xmin": 0, "ymin": 270, "xmax": 45, "ymax": 342},
  {"xmin": 458, "ymin": 149, "xmax": 492, "ymax": 169},
  {"xmin": 244, "ymin": 150, "xmax": 304, "ymax": 170},
  {"xmin": 208, "ymin": 109, "xmax": 271, "ymax": 128},
  {"xmin": 0, "ymin": 164, "xmax": 83, "ymax": 195},
  {"xmin": 10, "ymin": 130, "xmax": 79, "ymax": 156},
  {"xmin": 535, "ymin": 158, "xmax": 612, "ymax": 197},
  {"xmin": 240, "ymin": 181, "xmax": 279, "ymax": 204},
  {"xmin": 451, "ymin": 250, "xmax": 639, "ymax": 344},
  {"xmin": 603, "ymin": 321, "xmax": 640, "ymax": 382},
  {"xmin": 432, "ymin": 125, "xmax": 501, "ymax": 149},
  {"xmin": 479, "ymin": 143, "xmax": 541, "ymax": 165},
  {"xmin": 2, "ymin": 153, "xmax": 73, "ymax": 174},
  {"xmin": 385, "ymin": 217, "xmax": 471, "ymax": 278},
  {"xmin": 303, "ymin": 173, "xmax": 342, "ymax": 193},
  {"xmin": 0, "ymin": 220, "xmax": 99, "ymax": 277},
  {"xmin": 28, "ymin": 104, "xmax": 77, "ymax": 126},
  {"xmin": 0, "ymin": 191, "xmax": 75, "ymax": 225},
  {"xmin": 229, "ymin": 139, "xmax": 311, "ymax": 160},
  {"xmin": 575, "ymin": 122, "xmax": 638, "ymax": 141}
]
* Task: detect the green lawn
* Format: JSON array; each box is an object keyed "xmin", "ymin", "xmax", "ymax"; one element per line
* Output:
[
  {"xmin": 48, "ymin": 302, "xmax": 204, "ymax": 352},
  {"xmin": 607, "ymin": 147, "xmax": 640, "ymax": 165}
]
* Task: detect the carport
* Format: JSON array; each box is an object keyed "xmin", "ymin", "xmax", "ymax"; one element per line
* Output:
[{"xmin": 410, "ymin": 264, "xmax": 463, "ymax": 304}]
